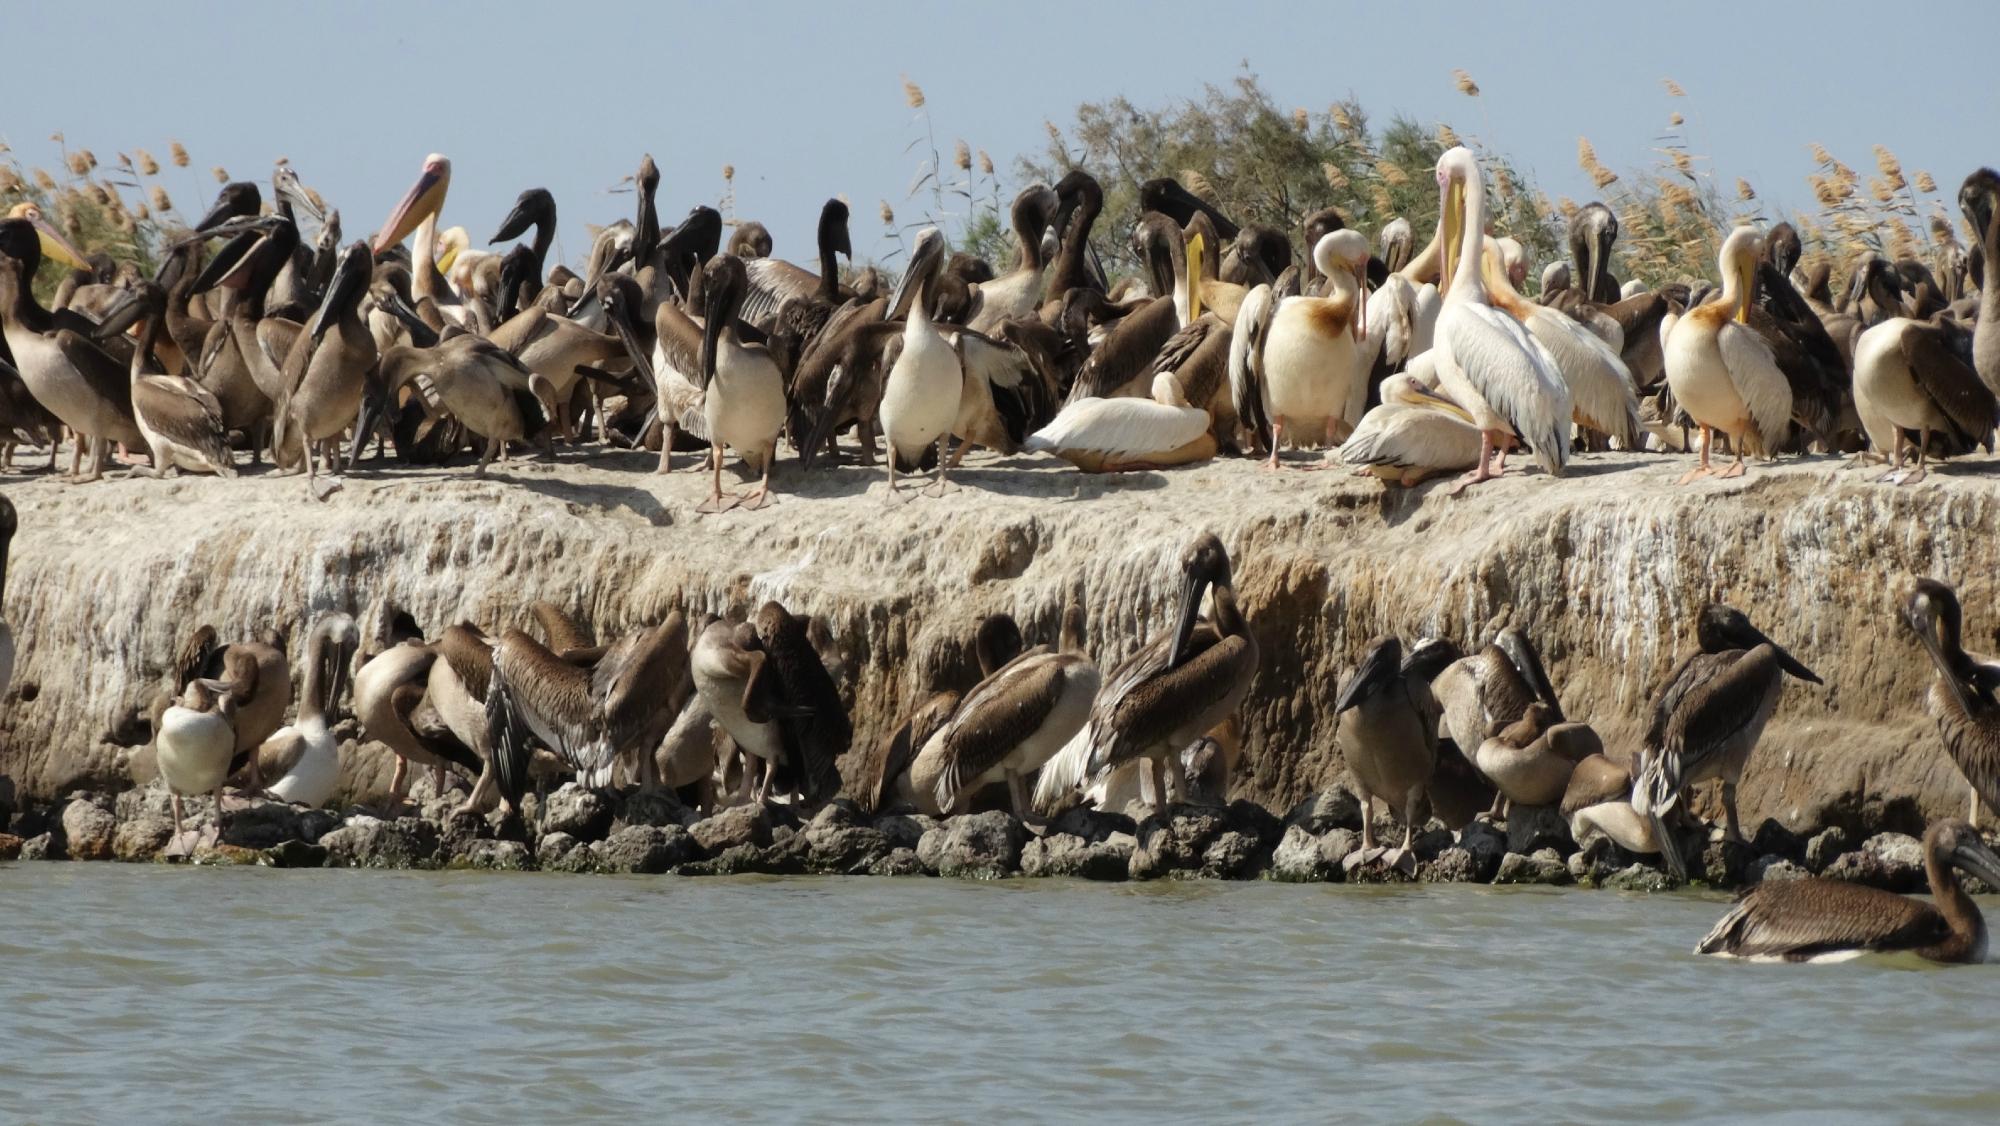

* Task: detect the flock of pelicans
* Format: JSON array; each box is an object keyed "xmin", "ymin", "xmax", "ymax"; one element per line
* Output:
[{"xmin": 4, "ymin": 143, "xmax": 2000, "ymax": 965}]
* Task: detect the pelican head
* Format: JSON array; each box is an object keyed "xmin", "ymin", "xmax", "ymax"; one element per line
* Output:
[
  {"xmin": 434, "ymin": 226, "xmax": 471, "ymax": 276},
  {"xmin": 1694, "ymin": 603, "xmax": 1820, "ymax": 683},
  {"xmin": 1764, "ymin": 221, "xmax": 1801, "ymax": 277},
  {"xmin": 1960, "ymin": 169, "xmax": 1999, "ymax": 246},
  {"xmin": 1434, "ymin": 146, "xmax": 1482, "ymax": 295},
  {"xmin": 1314, "ymin": 228, "xmax": 1372, "ymax": 337},
  {"xmin": 1570, "ymin": 202, "xmax": 1618, "ymax": 299},
  {"xmin": 0, "ymin": 204, "xmax": 91, "ymax": 273},
  {"xmin": 1716, "ymin": 226, "xmax": 1763, "ymax": 323},
  {"xmin": 1379, "ymin": 217, "xmax": 1413, "ymax": 274},
  {"xmin": 1541, "ymin": 260, "xmax": 1572, "ymax": 295},
  {"xmin": 1933, "ymin": 819, "xmax": 2000, "ymax": 891},
  {"xmin": 311, "ymin": 611, "xmax": 360, "ymax": 718},
  {"xmin": 306, "ymin": 240, "xmax": 373, "ymax": 343},
  {"xmin": 888, "ymin": 227, "xmax": 947, "ymax": 319},
  {"xmin": 272, "ymin": 161, "xmax": 324, "ymax": 226},
  {"xmin": 1494, "ymin": 626, "xmax": 1561, "ymax": 721},
  {"xmin": 1901, "ymin": 577, "xmax": 1968, "ymax": 670},
  {"xmin": 193, "ymin": 181, "xmax": 264, "ymax": 234},
  {"xmin": 818, "ymin": 198, "xmax": 854, "ymax": 261},
  {"xmin": 1168, "ymin": 532, "xmax": 1233, "ymax": 669},
  {"xmin": 492, "ymin": 187, "xmax": 555, "ymax": 246},
  {"xmin": 1494, "ymin": 237, "xmax": 1529, "ymax": 290},
  {"xmin": 373, "ymin": 153, "xmax": 451, "ymax": 255},
  {"xmin": 699, "ymin": 253, "xmax": 750, "ymax": 386},
  {"xmin": 1399, "ymin": 636, "xmax": 1463, "ymax": 681}
]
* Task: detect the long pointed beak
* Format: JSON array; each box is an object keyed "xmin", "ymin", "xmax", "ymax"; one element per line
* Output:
[
  {"xmin": 279, "ymin": 180, "xmax": 325, "ymax": 227},
  {"xmin": 32, "ymin": 215, "xmax": 90, "ymax": 272},
  {"xmin": 1586, "ymin": 235, "xmax": 1604, "ymax": 303},
  {"xmin": 605, "ymin": 299, "xmax": 656, "ymax": 390},
  {"xmin": 348, "ymin": 377, "xmax": 385, "ymax": 471},
  {"xmin": 374, "ymin": 166, "xmax": 447, "ymax": 255},
  {"xmin": 1955, "ymin": 840, "xmax": 2000, "ymax": 891},
  {"xmin": 1165, "ymin": 570, "xmax": 1210, "ymax": 671},
  {"xmin": 308, "ymin": 244, "xmax": 369, "ymax": 342},
  {"xmin": 1770, "ymin": 642, "xmax": 1821, "ymax": 685}
]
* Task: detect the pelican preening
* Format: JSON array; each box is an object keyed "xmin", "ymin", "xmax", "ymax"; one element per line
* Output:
[
  {"xmin": 1902, "ymin": 579, "xmax": 2000, "ymax": 827},
  {"xmin": 1662, "ymin": 227, "xmax": 1794, "ymax": 483},
  {"xmin": 257, "ymin": 613, "xmax": 358, "ymax": 808}
]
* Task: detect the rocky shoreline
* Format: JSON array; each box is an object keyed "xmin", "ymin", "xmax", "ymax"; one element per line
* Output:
[{"xmin": 1, "ymin": 777, "xmax": 1973, "ymax": 896}]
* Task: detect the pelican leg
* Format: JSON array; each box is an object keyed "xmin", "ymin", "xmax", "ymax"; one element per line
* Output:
[
  {"xmin": 1005, "ymin": 769, "xmax": 1033, "ymax": 824},
  {"xmin": 474, "ymin": 436, "xmax": 500, "ymax": 478},
  {"xmin": 211, "ymin": 786, "xmax": 228, "ymax": 845},
  {"xmin": 655, "ymin": 423, "xmax": 675, "ymax": 474},
  {"xmin": 1263, "ymin": 418, "xmax": 1285, "ymax": 470},
  {"xmin": 1971, "ymin": 789, "xmax": 1981, "ymax": 829},
  {"xmin": 1717, "ymin": 441, "xmax": 1748, "ymax": 480},
  {"xmin": 1877, "ymin": 434, "xmax": 1909, "ymax": 483},
  {"xmin": 739, "ymin": 453, "xmax": 773, "ymax": 511},
  {"xmin": 923, "ymin": 437, "xmax": 957, "ymax": 497},
  {"xmin": 697, "ymin": 446, "xmax": 739, "ymax": 514},
  {"xmin": 170, "ymin": 793, "xmax": 185, "ymax": 845},
  {"xmin": 1677, "ymin": 425, "xmax": 1715, "ymax": 484},
  {"xmin": 1901, "ymin": 428, "xmax": 1931, "ymax": 486},
  {"xmin": 386, "ymin": 756, "xmax": 410, "ymax": 814},
  {"xmin": 1447, "ymin": 431, "xmax": 1499, "ymax": 494},
  {"xmin": 455, "ymin": 759, "xmax": 497, "ymax": 817},
  {"xmin": 1721, "ymin": 781, "xmax": 1743, "ymax": 842}
]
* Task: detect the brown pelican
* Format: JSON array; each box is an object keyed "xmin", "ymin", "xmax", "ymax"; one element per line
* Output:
[
  {"xmin": 692, "ymin": 254, "xmax": 786, "ymax": 511},
  {"xmin": 592, "ymin": 615, "xmax": 693, "ymax": 789},
  {"xmin": 729, "ymin": 222, "xmax": 772, "ymax": 259},
  {"xmin": 908, "ymin": 603, "xmax": 1099, "ymax": 817},
  {"xmin": 1568, "ymin": 203, "xmax": 1621, "ymax": 305},
  {"xmin": 874, "ymin": 613, "xmax": 1026, "ymax": 813},
  {"xmin": 186, "ymin": 212, "xmax": 302, "ymax": 459},
  {"xmin": 374, "ymin": 331, "xmax": 553, "ymax": 477},
  {"xmin": 486, "ymin": 620, "xmax": 685, "ymax": 798},
  {"xmin": 689, "ymin": 616, "xmax": 791, "ymax": 804},
  {"xmin": 0, "ymin": 495, "xmax": 12, "ymax": 699},
  {"xmin": 423, "ymin": 623, "xmax": 510, "ymax": 816},
  {"xmin": 1230, "ymin": 231, "xmax": 1375, "ymax": 465},
  {"xmin": 258, "ymin": 613, "xmax": 358, "ymax": 808},
  {"xmin": 1077, "ymin": 533, "xmax": 1258, "ymax": 810},
  {"xmin": 1661, "ymin": 227, "xmax": 1793, "ymax": 482},
  {"xmin": 489, "ymin": 187, "xmax": 557, "ymax": 314},
  {"xmin": 1334, "ymin": 635, "xmax": 1440, "ymax": 872},
  {"xmin": 1468, "ymin": 700, "xmax": 1602, "ymax": 812},
  {"xmin": 1853, "ymin": 316, "xmax": 1995, "ymax": 483},
  {"xmin": 1024, "ymin": 371, "xmax": 1213, "ymax": 472},
  {"xmin": 1430, "ymin": 147, "xmax": 1570, "ymax": 490},
  {"xmin": 751, "ymin": 602, "xmax": 848, "ymax": 804},
  {"xmin": 1561, "ymin": 752, "xmax": 1661, "ymax": 858},
  {"xmin": 1430, "ymin": 627, "xmax": 1564, "ymax": 777},
  {"xmin": 353, "ymin": 637, "xmax": 481, "ymax": 813},
  {"xmin": 94, "ymin": 283, "xmax": 235, "ymax": 477},
  {"xmin": 739, "ymin": 199, "xmax": 851, "ymax": 331},
  {"xmin": 155, "ymin": 679, "xmax": 237, "ymax": 847},
  {"xmin": 968, "ymin": 185, "xmax": 1060, "ymax": 333},
  {"xmin": 1041, "ymin": 170, "xmax": 1105, "ymax": 317},
  {"xmin": 0, "ymin": 215, "xmax": 145, "ymax": 481},
  {"xmin": 1902, "ymin": 579, "xmax": 2000, "ymax": 826},
  {"xmin": 1697, "ymin": 819, "xmax": 2000, "ymax": 963},
  {"xmin": 1634, "ymin": 603, "xmax": 1820, "ymax": 873},
  {"xmin": 878, "ymin": 228, "xmax": 962, "ymax": 498},
  {"xmin": 166, "ymin": 625, "xmax": 293, "ymax": 793},
  {"xmin": 1961, "ymin": 169, "xmax": 2000, "ymax": 393},
  {"xmin": 273, "ymin": 241, "xmax": 376, "ymax": 497}
]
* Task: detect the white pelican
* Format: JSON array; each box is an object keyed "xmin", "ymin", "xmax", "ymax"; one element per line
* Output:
[
  {"xmin": 878, "ymin": 228, "xmax": 962, "ymax": 498},
  {"xmin": 1852, "ymin": 317, "xmax": 1996, "ymax": 484},
  {"xmin": 155, "ymin": 680, "xmax": 237, "ymax": 848},
  {"xmin": 1025, "ymin": 371, "xmax": 1214, "ymax": 472},
  {"xmin": 1479, "ymin": 240, "xmax": 1642, "ymax": 448},
  {"xmin": 1230, "ymin": 229, "xmax": 1375, "ymax": 467},
  {"xmin": 258, "ymin": 613, "xmax": 358, "ymax": 808},
  {"xmin": 1429, "ymin": 146, "xmax": 1571, "ymax": 491},
  {"xmin": 1661, "ymin": 226, "xmax": 1793, "ymax": 483},
  {"xmin": 1338, "ymin": 369, "xmax": 1483, "ymax": 486}
]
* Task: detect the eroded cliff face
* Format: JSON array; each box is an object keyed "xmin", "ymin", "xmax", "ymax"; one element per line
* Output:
[{"xmin": 1, "ymin": 450, "xmax": 1990, "ymax": 832}]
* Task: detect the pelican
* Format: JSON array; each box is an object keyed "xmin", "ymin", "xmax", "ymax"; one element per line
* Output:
[
  {"xmin": 154, "ymin": 679, "xmax": 237, "ymax": 848},
  {"xmin": 693, "ymin": 254, "xmax": 787, "ymax": 512},
  {"xmin": 878, "ymin": 228, "xmax": 962, "ymax": 499},
  {"xmin": 273, "ymin": 241, "xmax": 376, "ymax": 497},
  {"xmin": 1333, "ymin": 636, "xmax": 1440, "ymax": 872},
  {"xmin": 169, "ymin": 626, "xmax": 293, "ymax": 792},
  {"xmin": 94, "ymin": 282, "xmax": 235, "ymax": 477},
  {"xmin": 968, "ymin": 184, "xmax": 1060, "ymax": 333},
  {"xmin": 1561, "ymin": 752, "xmax": 1661, "ymax": 858},
  {"xmin": 1338, "ymin": 369, "xmax": 1483, "ymax": 486},
  {"xmin": 1961, "ymin": 169, "xmax": 2000, "ymax": 394},
  {"xmin": 1661, "ymin": 227, "xmax": 1794, "ymax": 483},
  {"xmin": 1634, "ymin": 603, "xmax": 1821, "ymax": 873},
  {"xmin": 1467, "ymin": 700, "xmax": 1602, "ymax": 812},
  {"xmin": 1697, "ymin": 819, "xmax": 2000, "ymax": 964},
  {"xmin": 374, "ymin": 332, "xmax": 553, "ymax": 477},
  {"xmin": 1902, "ymin": 579, "xmax": 2000, "ymax": 827},
  {"xmin": 1430, "ymin": 627, "xmax": 1564, "ymax": 776},
  {"xmin": 1852, "ymin": 317, "xmax": 1995, "ymax": 484},
  {"xmin": 1478, "ymin": 241, "xmax": 1641, "ymax": 447},
  {"xmin": 0, "ymin": 495, "xmax": 12, "ymax": 700},
  {"xmin": 1077, "ymin": 533, "xmax": 1258, "ymax": 811},
  {"xmin": 1230, "ymin": 229, "xmax": 1374, "ymax": 465},
  {"xmin": 877, "ymin": 613, "xmax": 1026, "ymax": 813},
  {"xmin": 689, "ymin": 616, "xmax": 790, "ymax": 804},
  {"xmin": 422, "ymin": 623, "xmax": 511, "ymax": 816},
  {"xmin": 1023, "ymin": 372, "xmax": 1213, "ymax": 472},
  {"xmin": 739, "ymin": 199, "xmax": 852, "ymax": 331},
  {"xmin": 750, "ymin": 602, "xmax": 848, "ymax": 805},
  {"xmin": 372, "ymin": 153, "xmax": 458, "ymax": 314},
  {"xmin": 908, "ymin": 603, "xmax": 1099, "ymax": 818},
  {"xmin": 1430, "ymin": 147, "xmax": 1570, "ymax": 490},
  {"xmin": 353, "ymin": 638, "xmax": 481, "ymax": 814},
  {"xmin": 258, "ymin": 613, "xmax": 358, "ymax": 808}
]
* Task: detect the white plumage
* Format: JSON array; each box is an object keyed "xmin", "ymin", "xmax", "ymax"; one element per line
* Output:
[{"xmin": 1026, "ymin": 373, "xmax": 1210, "ymax": 468}]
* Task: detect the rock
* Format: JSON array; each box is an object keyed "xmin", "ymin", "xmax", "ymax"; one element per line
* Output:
[
  {"xmin": 297, "ymin": 808, "xmax": 341, "ymax": 843},
  {"xmin": 707, "ymin": 839, "xmax": 809, "ymax": 876},
  {"xmin": 868, "ymin": 848, "xmax": 929, "ymax": 877},
  {"xmin": 537, "ymin": 831, "xmax": 580, "ymax": 865},
  {"xmin": 193, "ymin": 843, "xmax": 263, "ymax": 866},
  {"xmin": 1494, "ymin": 850, "xmax": 1573, "ymax": 885},
  {"xmin": 810, "ymin": 799, "xmax": 868, "ymax": 830},
  {"xmin": 60, "ymin": 795, "xmax": 118, "ymax": 860},
  {"xmin": 0, "ymin": 833, "xmax": 22, "ymax": 861},
  {"xmin": 1805, "ymin": 826, "xmax": 1849, "ymax": 874},
  {"xmin": 319, "ymin": 816, "xmax": 441, "ymax": 869},
  {"xmin": 1823, "ymin": 833, "xmax": 1924, "ymax": 892},
  {"xmin": 219, "ymin": 800, "xmax": 304, "ymax": 849},
  {"xmin": 263, "ymin": 839, "xmax": 328, "ymax": 868},
  {"xmin": 449, "ymin": 839, "xmax": 532, "ymax": 871},
  {"xmin": 434, "ymin": 810, "xmax": 489, "ymax": 856},
  {"xmin": 1047, "ymin": 805, "xmax": 1134, "ymax": 843},
  {"xmin": 1748, "ymin": 856, "xmax": 1809, "ymax": 884},
  {"xmin": 1601, "ymin": 863, "xmax": 1677, "ymax": 892},
  {"xmin": 617, "ymin": 789, "xmax": 694, "ymax": 830},
  {"xmin": 1317, "ymin": 828, "xmax": 1361, "ymax": 873},
  {"xmin": 20, "ymin": 832, "xmax": 59, "ymax": 860},
  {"xmin": 804, "ymin": 824, "xmax": 891, "ymax": 874},
  {"xmin": 1200, "ymin": 830, "xmax": 1266, "ymax": 879},
  {"xmin": 1456, "ymin": 820, "xmax": 1508, "ymax": 881},
  {"xmin": 690, "ymin": 803, "xmax": 774, "ymax": 854},
  {"xmin": 1750, "ymin": 819, "xmax": 1804, "ymax": 862},
  {"xmin": 1568, "ymin": 849, "xmax": 1617, "ymax": 886},
  {"xmin": 1422, "ymin": 847, "xmax": 1480, "ymax": 883},
  {"xmin": 1269, "ymin": 826, "xmax": 1336, "ymax": 883},
  {"xmin": 1131, "ymin": 808, "xmax": 1228, "ymax": 877},
  {"xmin": 1285, "ymin": 789, "xmax": 1363, "ymax": 834},
  {"xmin": 874, "ymin": 813, "xmax": 941, "ymax": 850},
  {"xmin": 541, "ymin": 784, "xmax": 614, "ymax": 843},
  {"xmin": 594, "ymin": 825, "xmax": 694, "ymax": 874},
  {"xmin": 113, "ymin": 814, "xmax": 175, "ymax": 862},
  {"xmin": 543, "ymin": 833, "xmax": 600, "ymax": 874},
  {"xmin": 1020, "ymin": 832, "xmax": 1131, "ymax": 881},
  {"xmin": 1223, "ymin": 800, "xmax": 1283, "ymax": 846},
  {"xmin": 1504, "ymin": 805, "xmax": 1573, "ymax": 855},
  {"xmin": 1410, "ymin": 825, "xmax": 1456, "ymax": 863},
  {"xmin": 1701, "ymin": 839, "xmax": 1757, "ymax": 889},
  {"xmin": 9, "ymin": 806, "xmax": 54, "ymax": 840},
  {"xmin": 930, "ymin": 811, "xmax": 1026, "ymax": 880},
  {"xmin": 1345, "ymin": 852, "xmax": 1417, "ymax": 884},
  {"xmin": 115, "ymin": 785, "xmax": 177, "ymax": 822}
]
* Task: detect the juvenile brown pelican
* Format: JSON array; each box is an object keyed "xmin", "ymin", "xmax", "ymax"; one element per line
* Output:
[
  {"xmin": 1077, "ymin": 533, "xmax": 1258, "ymax": 810},
  {"xmin": 258, "ymin": 613, "xmax": 358, "ymax": 808},
  {"xmin": 0, "ymin": 495, "xmax": 12, "ymax": 699},
  {"xmin": 1334, "ymin": 635, "xmax": 1440, "ymax": 872},
  {"xmin": 423, "ymin": 623, "xmax": 509, "ymax": 815},
  {"xmin": 1569, "ymin": 203, "xmax": 1621, "ymax": 304},
  {"xmin": 353, "ymin": 638, "xmax": 481, "ymax": 813},
  {"xmin": 1903, "ymin": 579, "xmax": 2000, "ymax": 826},
  {"xmin": 1041, "ymin": 170, "xmax": 1105, "ymax": 316},
  {"xmin": 752, "ymin": 602, "xmax": 848, "ymax": 804},
  {"xmin": 1960, "ymin": 169, "xmax": 2000, "ymax": 394},
  {"xmin": 592, "ymin": 615, "xmax": 692, "ymax": 789},
  {"xmin": 1697, "ymin": 819, "xmax": 2000, "ymax": 963},
  {"xmin": 1853, "ymin": 317, "xmax": 1995, "ymax": 483},
  {"xmin": 878, "ymin": 228, "xmax": 962, "ymax": 498},
  {"xmin": 909, "ymin": 603, "xmax": 1099, "ymax": 817},
  {"xmin": 274, "ymin": 241, "xmax": 376, "ymax": 497},
  {"xmin": 1634, "ymin": 603, "xmax": 1820, "ymax": 872},
  {"xmin": 489, "ymin": 187, "xmax": 557, "ymax": 312},
  {"xmin": 1561, "ymin": 752, "xmax": 1660, "ymax": 858},
  {"xmin": 689, "ymin": 616, "xmax": 789, "ymax": 804},
  {"xmin": 486, "ymin": 624, "xmax": 667, "ymax": 795},
  {"xmin": 729, "ymin": 222, "xmax": 772, "ymax": 259},
  {"xmin": 693, "ymin": 254, "xmax": 787, "ymax": 511},
  {"xmin": 171, "ymin": 625, "xmax": 293, "ymax": 792},
  {"xmin": 1430, "ymin": 627, "xmax": 1564, "ymax": 769},
  {"xmin": 1662, "ymin": 227, "xmax": 1794, "ymax": 482},
  {"xmin": 374, "ymin": 333, "xmax": 553, "ymax": 477},
  {"xmin": 968, "ymin": 185, "xmax": 1060, "ymax": 333},
  {"xmin": 875, "ymin": 613, "xmax": 1025, "ymax": 813},
  {"xmin": 739, "ymin": 199, "xmax": 851, "ymax": 331},
  {"xmin": 1229, "ymin": 230, "xmax": 1374, "ymax": 464},
  {"xmin": 95, "ymin": 283, "xmax": 235, "ymax": 477},
  {"xmin": 1430, "ymin": 147, "xmax": 1571, "ymax": 490},
  {"xmin": 155, "ymin": 679, "xmax": 238, "ymax": 847},
  {"xmin": 1468, "ymin": 701, "xmax": 1602, "ymax": 811}
]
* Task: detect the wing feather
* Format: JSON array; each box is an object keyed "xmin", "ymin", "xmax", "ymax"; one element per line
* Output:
[
  {"xmin": 1901, "ymin": 320, "xmax": 1998, "ymax": 448},
  {"xmin": 1527, "ymin": 307, "xmax": 1641, "ymax": 445},
  {"xmin": 1696, "ymin": 880, "xmax": 1948, "ymax": 959},
  {"xmin": 1437, "ymin": 301, "xmax": 1571, "ymax": 474},
  {"xmin": 1715, "ymin": 322, "xmax": 1795, "ymax": 453}
]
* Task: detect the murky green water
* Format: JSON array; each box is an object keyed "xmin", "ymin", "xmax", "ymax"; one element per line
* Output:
[{"xmin": 3, "ymin": 867, "xmax": 1995, "ymax": 1123}]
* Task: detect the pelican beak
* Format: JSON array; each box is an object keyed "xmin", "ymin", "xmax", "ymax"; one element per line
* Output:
[
  {"xmin": 1410, "ymin": 383, "xmax": 1475, "ymax": 423},
  {"xmin": 373, "ymin": 159, "xmax": 449, "ymax": 255},
  {"xmin": 277, "ymin": 177, "xmax": 325, "ymax": 227},
  {"xmin": 1185, "ymin": 232, "xmax": 1204, "ymax": 323},
  {"xmin": 1953, "ymin": 836, "xmax": 2000, "ymax": 891},
  {"xmin": 1166, "ymin": 566, "xmax": 1211, "ymax": 671},
  {"xmin": 1734, "ymin": 250, "xmax": 1756, "ymax": 324},
  {"xmin": 1354, "ymin": 263, "xmax": 1370, "ymax": 340},
  {"xmin": 492, "ymin": 196, "xmax": 535, "ymax": 245},
  {"xmin": 1585, "ymin": 230, "xmax": 1604, "ymax": 303},
  {"xmin": 31, "ymin": 213, "xmax": 90, "ymax": 272},
  {"xmin": 1770, "ymin": 642, "xmax": 1821, "ymax": 685},
  {"xmin": 603, "ymin": 289, "xmax": 656, "ymax": 390},
  {"xmin": 308, "ymin": 242, "xmax": 369, "ymax": 343},
  {"xmin": 1439, "ymin": 179, "xmax": 1465, "ymax": 295},
  {"xmin": 698, "ymin": 278, "xmax": 726, "ymax": 391},
  {"xmin": 435, "ymin": 228, "xmax": 465, "ymax": 275}
]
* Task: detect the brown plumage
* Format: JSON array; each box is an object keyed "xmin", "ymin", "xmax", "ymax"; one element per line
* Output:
[
  {"xmin": 871, "ymin": 613, "xmax": 1025, "ymax": 812},
  {"xmin": 1334, "ymin": 635, "xmax": 1440, "ymax": 861},
  {"xmin": 1697, "ymin": 819, "xmax": 2000, "ymax": 963},
  {"xmin": 1903, "ymin": 579, "xmax": 2000, "ymax": 824},
  {"xmin": 531, "ymin": 601, "xmax": 596, "ymax": 656},
  {"xmin": 1559, "ymin": 753, "xmax": 1634, "ymax": 820},
  {"xmin": 754, "ymin": 602, "xmax": 849, "ymax": 804},
  {"xmin": 487, "ymin": 628, "xmax": 605, "ymax": 803},
  {"xmin": 1431, "ymin": 627, "xmax": 1563, "ymax": 763},
  {"xmin": 593, "ymin": 613, "xmax": 690, "ymax": 785}
]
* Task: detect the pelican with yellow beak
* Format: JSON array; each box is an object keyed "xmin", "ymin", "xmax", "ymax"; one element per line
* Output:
[
  {"xmin": 1430, "ymin": 146, "xmax": 1570, "ymax": 491},
  {"xmin": 372, "ymin": 154, "xmax": 464, "ymax": 316},
  {"xmin": 1661, "ymin": 227, "xmax": 1793, "ymax": 482},
  {"xmin": 1228, "ymin": 228, "xmax": 1376, "ymax": 466},
  {"xmin": 1338, "ymin": 367, "xmax": 1485, "ymax": 485}
]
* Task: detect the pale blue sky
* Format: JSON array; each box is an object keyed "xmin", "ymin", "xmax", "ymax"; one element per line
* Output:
[{"xmin": 5, "ymin": 1, "xmax": 1990, "ymax": 270}]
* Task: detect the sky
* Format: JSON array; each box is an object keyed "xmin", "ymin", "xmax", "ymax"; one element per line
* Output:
[{"xmin": 5, "ymin": 1, "xmax": 1992, "ymax": 273}]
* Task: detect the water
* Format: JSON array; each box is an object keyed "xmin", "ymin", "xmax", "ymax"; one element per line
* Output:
[{"xmin": 4, "ymin": 868, "xmax": 1997, "ymax": 1124}]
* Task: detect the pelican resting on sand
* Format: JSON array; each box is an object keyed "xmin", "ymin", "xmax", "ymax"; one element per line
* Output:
[{"xmin": 1697, "ymin": 819, "xmax": 2000, "ymax": 963}]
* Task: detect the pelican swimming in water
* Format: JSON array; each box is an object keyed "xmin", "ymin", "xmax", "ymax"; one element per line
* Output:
[
  {"xmin": 1662, "ymin": 226, "xmax": 1794, "ymax": 483},
  {"xmin": 1024, "ymin": 371, "xmax": 1213, "ymax": 472},
  {"xmin": 1333, "ymin": 635, "xmax": 1440, "ymax": 872},
  {"xmin": 1429, "ymin": 146, "xmax": 1571, "ymax": 491},
  {"xmin": 1697, "ymin": 819, "xmax": 2000, "ymax": 963},
  {"xmin": 258, "ymin": 613, "xmax": 358, "ymax": 808},
  {"xmin": 1902, "ymin": 579, "xmax": 2000, "ymax": 827},
  {"xmin": 1634, "ymin": 603, "xmax": 1820, "ymax": 874}
]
